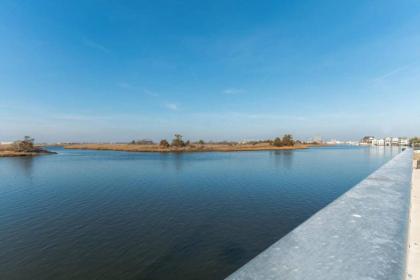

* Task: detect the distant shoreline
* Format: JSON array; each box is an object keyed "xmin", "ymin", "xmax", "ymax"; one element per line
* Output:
[
  {"xmin": 0, "ymin": 150, "xmax": 56, "ymax": 157},
  {"xmin": 0, "ymin": 144, "xmax": 56, "ymax": 157},
  {"xmin": 63, "ymin": 143, "xmax": 326, "ymax": 153}
]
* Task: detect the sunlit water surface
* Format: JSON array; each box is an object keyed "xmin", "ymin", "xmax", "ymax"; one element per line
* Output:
[{"xmin": 0, "ymin": 146, "xmax": 401, "ymax": 279}]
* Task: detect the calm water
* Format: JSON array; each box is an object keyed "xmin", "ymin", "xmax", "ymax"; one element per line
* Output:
[{"xmin": 0, "ymin": 146, "xmax": 401, "ymax": 280}]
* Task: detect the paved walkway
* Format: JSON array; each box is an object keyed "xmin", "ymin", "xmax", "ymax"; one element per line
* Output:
[{"xmin": 407, "ymin": 158, "xmax": 420, "ymax": 279}]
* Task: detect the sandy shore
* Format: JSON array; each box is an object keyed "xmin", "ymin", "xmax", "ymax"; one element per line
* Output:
[
  {"xmin": 64, "ymin": 143, "xmax": 319, "ymax": 153},
  {"xmin": 407, "ymin": 155, "xmax": 420, "ymax": 279}
]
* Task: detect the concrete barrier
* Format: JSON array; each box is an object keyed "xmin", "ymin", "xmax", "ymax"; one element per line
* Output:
[{"xmin": 226, "ymin": 149, "xmax": 413, "ymax": 280}]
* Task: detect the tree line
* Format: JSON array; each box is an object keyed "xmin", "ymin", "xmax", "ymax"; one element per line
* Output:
[
  {"xmin": 411, "ymin": 137, "xmax": 420, "ymax": 146},
  {"xmin": 159, "ymin": 134, "xmax": 203, "ymax": 148},
  {"xmin": 157, "ymin": 134, "xmax": 296, "ymax": 148},
  {"xmin": 272, "ymin": 134, "xmax": 295, "ymax": 147}
]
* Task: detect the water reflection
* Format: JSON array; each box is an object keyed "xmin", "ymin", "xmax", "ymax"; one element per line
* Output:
[
  {"xmin": 363, "ymin": 146, "xmax": 402, "ymax": 163},
  {"xmin": 158, "ymin": 153, "xmax": 185, "ymax": 171},
  {"xmin": 12, "ymin": 157, "xmax": 34, "ymax": 177},
  {"xmin": 0, "ymin": 146, "xmax": 400, "ymax": 280},
  {"xmin": 270, "ymin": 150, "xmax": 294, "ymax": 169},
  {"xmin": 173, "ymin": 153, "xmax": 184, "ymax": 171}
]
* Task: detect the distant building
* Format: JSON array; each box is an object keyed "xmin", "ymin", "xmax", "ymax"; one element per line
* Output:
[
  {"xmin": 311, "ymin": 136, "xmax": 323, "ymax": 144},
  {"xmin": 399, "ymin": 138, "xmax": 409, "ymax": 146},
  {"xmin": 134, "ymin": 139, "xmax": 154, "ymax": 145},
  {"xmin": 0, "ymin": 141, "xmax": 13, "ymax": 145},
  {"xmin": 368, "ymin": 137, "xmax": 408, "ymax": 146},
  {"xmin": 385, "ymin": 137, "xmax": 392, "ymax": 146},
  {"xmin": 326, "ymin": 139, "xmax": 338, "ymax": 145},
  {"xmin": 392, "ymin": 137, "xmax": 400, "ymax": 146},
  {"xmin": 361, "ymin": 136, "xmax": 375, "ymax": 145},
  {"xmin": 371, "ymin": 138, "xmax": 385, "ymax": 146}
]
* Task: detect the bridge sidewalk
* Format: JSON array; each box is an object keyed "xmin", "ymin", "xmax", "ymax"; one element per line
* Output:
[{"xmin": 407, "ymin": 159, "xmax": 420, "ymax": 279}]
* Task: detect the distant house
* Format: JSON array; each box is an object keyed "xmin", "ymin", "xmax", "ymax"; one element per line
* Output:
[
  {"xmin": 385, "ymin": 137, "xmax": 392, "ymax": 146},
  {"xmin": 0, "ymin": 141, "xmax": 13, "ymax": 145},
  {"xmin": 361, "ymin": 136, "xmax": 410, "ymax": 146},
  {"xmin": 399, "ymin": 138, "xmax": 409, "ymax": 146},
  {"xmin": 135, "ymin": 139, "xmax": 154, "ymax": 145},
  {"xmin": 326, "ymin": 139, "xmax": 337, "ymax": 145},
  {"xmin": 372, "ymin": 137, "xmax": 409, "ymax": 146},
  {"xmin": 371, "ymin": 138, "xmax": 385, "ymax": 146}
]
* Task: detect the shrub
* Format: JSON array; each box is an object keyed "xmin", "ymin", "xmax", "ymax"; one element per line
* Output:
[
  {"xmin": 171, "ymin": 134, "xmax": 185, "ymax": 147},
  {"xmin": 12, "ymin": 136, "xmax": 35, "ymax": 152},
  {"xmin": 282, "ymin": 134, "xmax": 294, "ymax": 146},
  {"xmin": 273, "ymin": 137, "xmax": 283, "ymax": 147},
  {"xmin": 410, "ymin": 137, "xmax": 420, "ymax": 146},
  {"xmin": 159, "ymin": 139, "xmax": 170, "ymax": 148},
  {"xmin": 272, "ymin": 134, "xmax": 295, "ymax": 147}
]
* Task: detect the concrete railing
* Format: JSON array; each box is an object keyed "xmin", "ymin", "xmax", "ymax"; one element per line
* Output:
[{"xmin": 226, "ymin": 149, "xmax": 413, "ymax": 280}]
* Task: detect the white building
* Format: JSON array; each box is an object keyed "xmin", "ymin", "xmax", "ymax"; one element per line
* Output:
[
  {"xmin": 364, "ymin": 136, "xmax": 409, "ymax": 147},
  {"xmin": 392, "ymin": 137, "xmax": 400, "ymax": 146},
  {"xmin": 0, "ymin": 141, "xmax": 13, "ymax": 145},
  {"xmin": 374, "ymin": 137, "xmax": 410, "ymax": 146},
  {"xmin": 371, "ymin": 138, "xmax": 385, "ymax": 146},
  {"xmin": 326, "ymin": 139, "xmax": 338, "ymax": 145},
  {"xmin": 399, "ymin": 138, "xmax": 409, "ymax": 146}
]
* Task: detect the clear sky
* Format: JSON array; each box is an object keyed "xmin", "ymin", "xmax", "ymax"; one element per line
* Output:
[{"xmin": 1, "ymin": 0, "xmax": 420, "ymax": 143}]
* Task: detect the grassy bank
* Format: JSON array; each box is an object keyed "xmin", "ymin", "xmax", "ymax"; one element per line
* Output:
[
  {"xmin": 64, "ymin": 143, "xmax": 317, "ymax": 153},
  {"xmin": 0, "ymin": 144, "xmax": 56, "ymax": 157},
  {"xmin": 0, "ymin": 151, "xmax": 51, "ymax": 157}
]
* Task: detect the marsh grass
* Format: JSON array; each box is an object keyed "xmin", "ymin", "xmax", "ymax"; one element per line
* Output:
[{"xmin": 64, "ymin": 143, "xmax": 312, "ymax": 153}]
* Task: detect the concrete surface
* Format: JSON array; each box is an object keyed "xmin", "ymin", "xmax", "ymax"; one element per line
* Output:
[
  {"xmin": 407, "ymin": 160, "xmax": 420, "ymax": 279},
  {"xmin": 226, "ymin": 149, "xmax": 413, "ymax": 280}
]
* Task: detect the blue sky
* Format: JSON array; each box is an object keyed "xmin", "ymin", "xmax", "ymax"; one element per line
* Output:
[{"xmin": 1, "ymin": 0, "xmax": 420, "ymax": 142}]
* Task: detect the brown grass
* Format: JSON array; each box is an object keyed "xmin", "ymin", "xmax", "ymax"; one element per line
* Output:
[
  {"xmin": 414, "ymin": 152, "xmax": 420, "ymax": 161},
  {"xmin": 64, "ymin": 143, "xmax": 317, "ymax": 153},
  {"xmin": 0, "ymin": 151, "xmax": 44, "ymax": 157},
  {"xmin": 0, "ymin": 144, "xmax": 13, "ymax": 151},
  {"xmin": 0, "ymin": 144, "xmax": 56, "ymax": 157}
]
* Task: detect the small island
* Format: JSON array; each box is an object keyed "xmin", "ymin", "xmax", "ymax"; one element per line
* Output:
[
  {"xmin": 64, "ymin": 134, "xmax": 323, "ymax": 153},
  {"xmin": 0, "ymin": 136, "xmax": 56, "ymax": 157}
]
